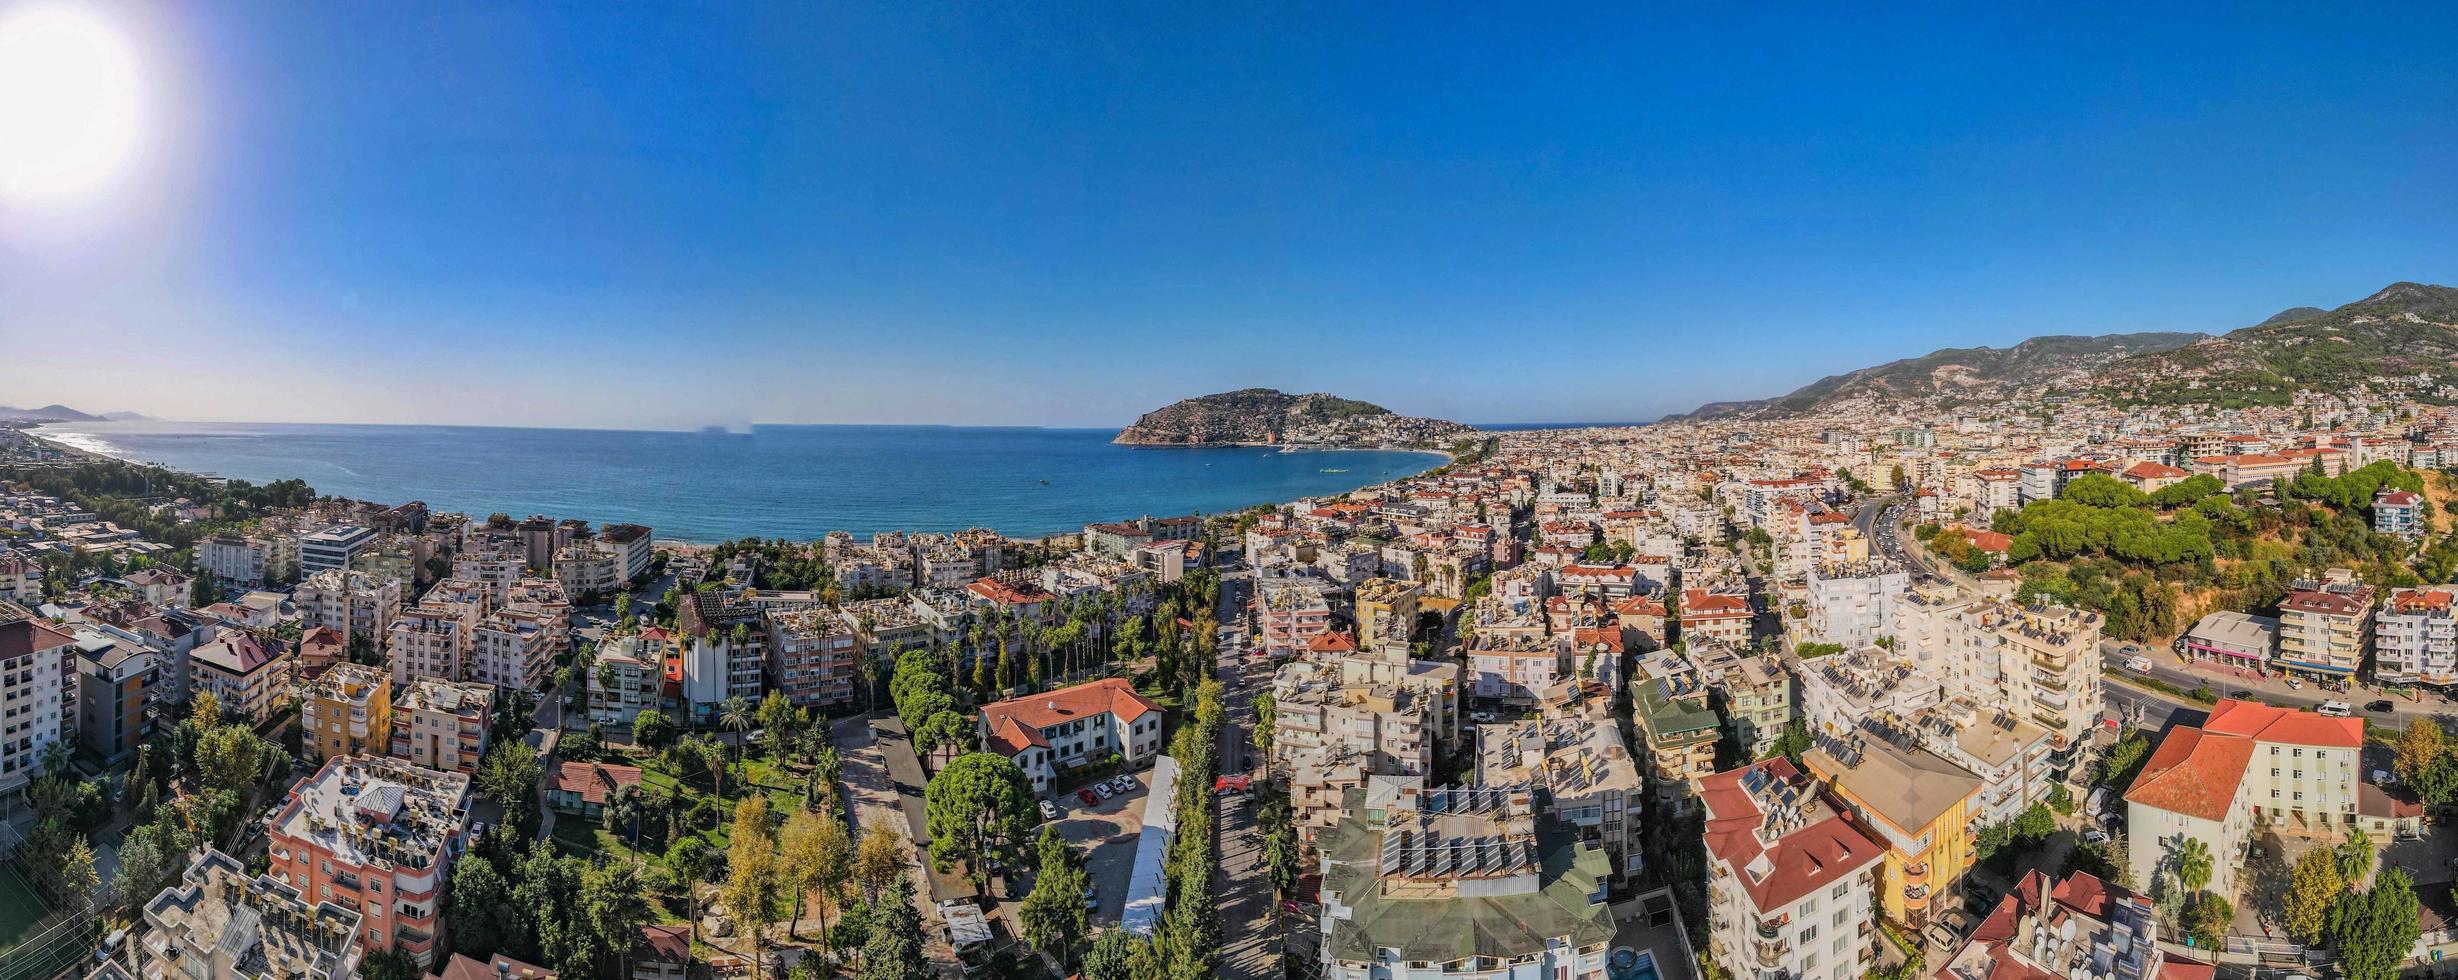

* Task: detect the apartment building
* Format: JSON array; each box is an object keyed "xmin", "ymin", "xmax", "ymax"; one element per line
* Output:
[
  {"xmin": 552, "ymin": 545, "xmax": 623, "ymax": 597},
  {"xmin": 192, "ymin": 631, "xmax": 293, "ymax": 725},
  {"xmin": 388, "ymin": 600, "xmax": 473, "ymax": 688},
  {"xmin": 1475, "ymin": 713, "xmax": 1643, "ymax": 881},
  {"xmin": 390, "ymin": 679, "xmax": 494, "ymax": 775},
  {"xmin": 301, "ymin": 662, "xmax": 392, "ymax": 764},
  {"xmin": 1465, "ymin": 632, "xmax": 1561, "ymax": 706},
  {"xmin": 2124, "ymin": 700, "xmax": 2363, "ymax": 899},
  {"xmin": 1273, "ymin": 668, "xmax": 1441, "ymax": 830},
  {"xmin": 588, "ymin": 635, "xmax": 664, "ymax": 727},
  {"xmin": 294, "ymin": 569, "xmax": 402, "ymax": 645},
  {"xmin": 297, "ymin": 525, "xmax": 376, "ymax": 575},
  {"xmin": 199, "ymin": 534, "xmax": 294, "ymax": 587},
  {"xmin": 1355, "ymin": 577, "xmax": 1421, "ymax": 647},
  {"xmin": 598, "ymin": 523, "xmax": 654, "ymax": 582},
  {"xmin": 469, "ymin": 609, "xmax": 557, "ymax": 692},
  {"xmin": 1631, "ymin": 673, "xmax": 1719, "ymax": 814},
  {"xmin": 675, "ymin": 592, "xmax": 767, "ymax": 716},
  {"xmin": 264, "ymin": 756, "xmax": 472, "ymax": 966},
  {"xmin": 1681, "ymin": 589, "xmax": 1754, "ymax": 648},
  {"xmin": 70, "ymin": 626, "xmax": 155, "ymax": 764},
  {"xmin": 1804, "ymin": 724, "xmax": 1982, "ymax": 929},
  {"xmin": 2276, "ymin": 571, "xmax": 2377, "ymax": 680},
  {"xmin": 2376, "ymin": 587, "xmax": 2458, "ymax": 686},
  {"xmin": 976, "ymin": 678, "xmax": 1163, "ymax": 793},
  {"xmin": 1257, "ymin": 577, "xmax": 1335, "ymax": 659},
  {"xmin": 1803, "ymin": 560, "xmax": 1908, "ymax": 648},
  {"xmin": 1895, "ymin": 586, "xmax": 2103, "ymax": 771},
  {"xmin": 93, "ymin": 848, "xmax": 364, "ymax": 980},
  {"xmin": 769, "ymin": 609, "xmax": 859, "ymax": 709},
  {"xmin": 1701, "ymin": 760, "xmax": 1883, "ymax": 980},
  {"xmin": 2375, "ymin": 489, "xmax": 2425, "ymax": 540},
  {"xmin": 1313, "ymin": 784, "xmax": 1615, "ymax": 980}
]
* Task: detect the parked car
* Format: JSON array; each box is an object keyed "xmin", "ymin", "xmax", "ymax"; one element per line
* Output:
[
  {"xmin": 1215, "ymin": 775, "xmax": 1252, "ymax": 794},
  {"xmin": 2366, "ymin": 700, "xmax": 2396, "ymax": 714},
  {"xmin": 2317, "ymin": 700, "xmax": 2353, "ymax": 717},
  {"xmin": 1110, "ymin": 775, "xmax": 1139, "ymax": 795},
  {"xmin": 2082, "ymin": 829, "xmax": 2109, "ymax": 846},
  {"xmin": 1469, "ymin": 710, "xmax": 1498, "ymax": 724},
  {"xmin": 2230, "ymin": 689, "xmax": 2254, "ymax": 700},
  {"xmin": 1039, "ymin": 800, "xmax": 1059, "ymax": 820},
  {"xmin": 1094, "ymin": 782, "xmax": 1116, "ymax": 800},
  {"xmin": 1077, "ymin": 788, "xmax": 1101, "ymax": 806}
]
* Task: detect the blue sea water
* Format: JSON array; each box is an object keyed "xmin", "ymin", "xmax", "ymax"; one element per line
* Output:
[{"xmin": 35, "ymin": 421, "xmax": 1447, "ymax": 543}]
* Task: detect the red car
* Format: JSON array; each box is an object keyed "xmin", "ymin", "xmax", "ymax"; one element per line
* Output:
[
  {"xmin": 1214, "ymin": 775, "xmax": 1251, "ymax": 794},
  {"xmin": 1076, "ymin": 787, "xmax": 1102, "ymax": 806}
]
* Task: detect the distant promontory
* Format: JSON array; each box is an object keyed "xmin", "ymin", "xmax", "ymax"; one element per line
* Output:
[{"xmin": 1114, "ymin": 388, "xmax": 1475, "ymax": 449}]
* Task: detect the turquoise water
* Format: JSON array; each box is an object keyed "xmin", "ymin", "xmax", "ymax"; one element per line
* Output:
[{"xmin": 37, "ymin": 421, "xmax": 1445, "ymax": 542}]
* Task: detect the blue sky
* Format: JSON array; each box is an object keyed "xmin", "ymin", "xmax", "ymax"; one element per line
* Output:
[{"xmin": 3, "ymin": 2, "xmax": 2454, "ymax": 428}]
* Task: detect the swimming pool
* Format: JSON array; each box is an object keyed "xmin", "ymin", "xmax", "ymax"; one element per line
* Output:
[{"xmin": 1609, "ymin": 946, "xmax": 1660, "ymax": 980}]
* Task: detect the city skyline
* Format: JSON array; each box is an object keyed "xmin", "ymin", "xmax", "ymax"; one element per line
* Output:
[{"xmin": 4, "ymin": 3, "xmax": 2455, "ymax": 428}]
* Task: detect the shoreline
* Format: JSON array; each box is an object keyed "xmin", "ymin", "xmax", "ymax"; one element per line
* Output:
[{"xmin": 19, "ymin": 423, "xmax": 1463, "ymax": 547}]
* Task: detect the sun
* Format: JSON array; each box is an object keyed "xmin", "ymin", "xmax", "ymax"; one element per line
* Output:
[{"xmin": 0, "ymin": 3, "xmax": 144, "ymax": 205}]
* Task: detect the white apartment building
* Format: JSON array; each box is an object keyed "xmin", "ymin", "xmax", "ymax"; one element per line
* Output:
[
  {"xmin": 598, "ymin": 523, "xmax": 654, "ymax": 582},
  {"xmin": 297, "ymin": 525, "xmax": 376, "ymax": 575},
  {"xmin": 2376, "ymin": 587, "xmax": 2458, "ymax": 686},
  {"xmin": 293, "ymin": 569, "xmax": 402, "ymax": 645},
  {"xmin": 1895, "ymin": 585, "xmax": 2103, "ymax": 773},
  {"xmin": 387, "ymin": 601, "xmax": 477, "ymax": 687},
  {"xmin": 1702, "ymin": 759, "xmax": 1883, "ymax": 980},
  {"xmin": 1803, "ymin": 560, "xmax": 1908, "ymax": 648},
  {"xmin": 469, "ymin": 609, "xmax": 557, "ymax": 692},
  {"xmin": 199, "ymin": 534, "xmax": 295, "ymax": 587},
  {"xmin": 588, "ymin": 635, "xmax": 663, "ymax": 726}
]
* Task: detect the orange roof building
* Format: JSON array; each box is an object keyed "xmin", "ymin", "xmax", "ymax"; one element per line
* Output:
[
  {"xmin": 2123, "ymin": 699, "xmax": 2368, "ymax": 898},
  {"xmin": 977, "ymin": 677, "xmax": 1164, "ymax": 792}
]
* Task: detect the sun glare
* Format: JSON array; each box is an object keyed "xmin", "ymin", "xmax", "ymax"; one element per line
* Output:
[{"xmin": 0, "ymin": 3, "xmax": 144, "ymax": 205}]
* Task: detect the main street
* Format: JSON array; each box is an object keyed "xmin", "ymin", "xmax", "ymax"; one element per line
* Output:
[{"xmin": 1212, "ymin": 561, "xmax": 1282, "ymax": 980}]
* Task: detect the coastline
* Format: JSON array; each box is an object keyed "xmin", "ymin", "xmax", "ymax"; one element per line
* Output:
[{"xmin": 20, "ymin": 422, "xmax": 1462, "ymax": 545}]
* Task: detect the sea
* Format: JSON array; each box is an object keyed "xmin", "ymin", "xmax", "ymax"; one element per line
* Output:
[{"xmin": 33, "ymin": 421, "xmax": 1451, "ymax": 543}]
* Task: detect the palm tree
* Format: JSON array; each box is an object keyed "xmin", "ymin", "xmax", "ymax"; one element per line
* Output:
[
  {"xmin": 2174, "ymin": 837, "xmax": 2213, "ymax": 895},
  {"xmin": 719, "ymin": 696, "xmax": 754, "ymax": 763}
]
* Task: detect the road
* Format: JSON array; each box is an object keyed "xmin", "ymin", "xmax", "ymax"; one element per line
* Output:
[
  {"xmin": 1211, "ymin": 564, "xmax": 1282, "ymax": 980},
  {"xmin": 2117, "ymin": 637, "xmax": 2447, "ymax": 733}
]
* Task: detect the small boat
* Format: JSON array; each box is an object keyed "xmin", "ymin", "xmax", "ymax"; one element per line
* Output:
[
  {"xmin": 1319, "ymin": 468, "xmax": 1348, "ymax": 473},
  {"xmin": 1039, "ymin": 479, "xmax": 1051, "ymax": 485}
]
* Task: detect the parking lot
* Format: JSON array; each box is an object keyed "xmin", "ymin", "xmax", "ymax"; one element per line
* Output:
[{"xmin": 1018, "ymin": 769, "xmax": 1154, "ymax": 926}]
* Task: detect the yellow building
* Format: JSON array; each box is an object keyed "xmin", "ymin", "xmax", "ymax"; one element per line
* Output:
[
  {"xmin": 1804, "ymin": 730, "xmax": 1983, "ymax": 928},
  {"xmin": 1354, "ymin": 577, "xmax": 1421, "ymax": 648},
  {"xmin": 299, "ymin": 662, "xmax": 392, "ymax": 763}
]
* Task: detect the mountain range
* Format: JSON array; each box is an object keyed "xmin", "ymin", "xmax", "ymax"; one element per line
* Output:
[
  {"xmin": 1668, "ymin": 280, "xmax": 2458, "ymax": 420},
  {"xmin": 0, "ymin": 404, "xmax": 151, "ymax": 423}
]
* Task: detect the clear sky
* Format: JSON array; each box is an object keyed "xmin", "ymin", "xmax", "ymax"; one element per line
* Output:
[{"xmin": 2, "ymin": 2, "xmax": 2454, "ymax": 429}]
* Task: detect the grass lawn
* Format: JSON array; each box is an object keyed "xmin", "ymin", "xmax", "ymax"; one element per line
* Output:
[{"xmin": 0, "ymin": 864, "xmax": 53, "ymax": 955}]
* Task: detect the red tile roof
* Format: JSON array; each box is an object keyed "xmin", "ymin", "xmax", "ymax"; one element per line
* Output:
[
  {"xmin": 552, "ymin": 761, "xmax": 644, "ymax": 806},
  {"xmin": 1306, "ymin": 631, "xmax": 1357, "ymax": 653},
  {"xmin": 2122, "ymin": 727, "xmax": 2253, "ymax": 822},
  {"xmin": 980, "ymin": 678, "xmax": 1158, "ymax": 757},
  {"xmin": 1699, "ymin": 760, "xmax": 1883, "ymax": 912},
  {"xmin": 2200, "ymin": 698, "xmax": 2363, "ymax": 748}
]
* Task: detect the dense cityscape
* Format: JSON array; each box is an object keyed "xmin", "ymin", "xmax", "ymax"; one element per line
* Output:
[{"xmin": 7, "ymin": 295, "xmax": 2458, "ymax": 980}]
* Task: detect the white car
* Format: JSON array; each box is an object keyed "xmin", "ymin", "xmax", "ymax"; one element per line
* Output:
[
  {"xmin": 2317, "ymin": 700, "xmax": 2353, "ymax": 717},
  {"xmin": 1038, "ymin": 800, "xmax": 1059, "ymax": 820}
]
